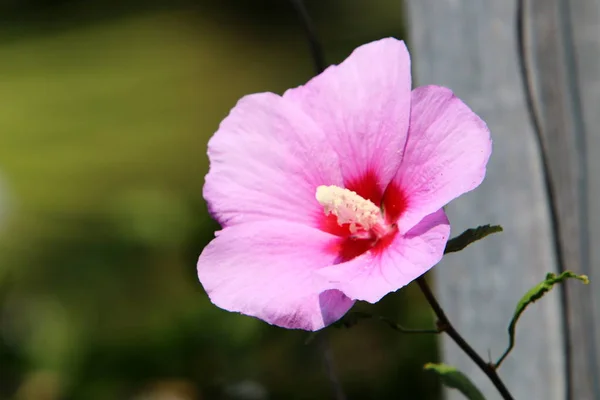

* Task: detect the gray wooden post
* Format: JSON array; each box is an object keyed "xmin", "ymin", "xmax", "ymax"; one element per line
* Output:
[
  {"xmin": 565, "ymin": 0, "xmax": 600, "ymax": 396},
  {"xmin": 570, "ymin": 2, "xmax": 600, "ymax": 281},
  {"xmin": 405, "ymin": 0, "xmax": 600, "ymax": 398},
  {"xmin": 526, "ymin": 1, "xmax": 600, "ymax": 397}
]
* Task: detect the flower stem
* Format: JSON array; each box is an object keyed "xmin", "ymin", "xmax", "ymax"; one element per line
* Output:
[
  {"xmin": 290, "ymin": 0, "xmax": 326, "ymax": 74},
  {"xmin": 317, "ymin": 333, "xmax": 347, "ymax": 400},
  {"xmin": 416, "ymin": 276, "xmax": 515, "ymax": 400},
  {"xmin": 344, "ymin": 311, "xmax": 442, "ymax": 334}
]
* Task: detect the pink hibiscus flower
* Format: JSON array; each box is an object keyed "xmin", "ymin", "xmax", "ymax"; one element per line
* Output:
[{"xmin": 198, "ymin": 38, "xmax": 491, "ymax": 331}]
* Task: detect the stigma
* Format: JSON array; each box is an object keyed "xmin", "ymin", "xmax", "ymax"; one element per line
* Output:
[{"xmin": 316, "ymin": 185, "xmax": 389, "ymax": 237}]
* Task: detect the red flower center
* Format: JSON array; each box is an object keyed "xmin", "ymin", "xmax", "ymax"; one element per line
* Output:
[{"xmin": 318, "ymin": 170, "xmax": 407, "ymax": 263}]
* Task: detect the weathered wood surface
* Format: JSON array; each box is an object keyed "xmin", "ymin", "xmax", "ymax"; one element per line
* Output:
[
  {"xmin": 567, "ymin": 0, "xmax": 600, "ymax": 396},
  {"xmin": 527, "ymin": 0, "xmax": 600, "ymax": 398},
  {"xmin": 406, "ymin": 0, "xmax": 581, "ymax": 398}
]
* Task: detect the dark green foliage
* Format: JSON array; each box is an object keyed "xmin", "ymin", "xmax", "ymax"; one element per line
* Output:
[
  {"xmin": 444, "ymin": 225, "xmax": 503, "ymax": 254},
  {"xmin": 425, "ymin": 363, "xmax": 486, "ymax": 400}
]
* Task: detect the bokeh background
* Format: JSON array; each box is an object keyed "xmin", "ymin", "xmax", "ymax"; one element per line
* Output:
[{"xmin": 0, "ymin": 1, "xmax": 442, "ymax": 399}]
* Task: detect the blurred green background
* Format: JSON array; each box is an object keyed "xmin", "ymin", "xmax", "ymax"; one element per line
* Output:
[{"xmin": 0, "ymin": 1, "xmax": 441, "ymax": 399}]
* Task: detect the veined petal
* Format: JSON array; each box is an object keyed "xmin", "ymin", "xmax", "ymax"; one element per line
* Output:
[
  {"xmin": 197, "ymin": 220, "xmax": 354, "ymax": 331},
  {"xmin": 315, "ymin": 210, "xmax": 450, "ymax": 303},
  {"xmin": 204, "ymin": 92, "xmax": 343, "ymax": 228},
  {"xmin": 284, "ymin": 38, "xmax": 412, "ymax": 204},
  {"xmin": 393, "ymin": 86, "xmax": 492, "ymax": 233}
]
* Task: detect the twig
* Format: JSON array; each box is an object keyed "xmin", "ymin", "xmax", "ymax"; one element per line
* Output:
[
  {"xmin": 346, "ymin": 311, "xmax": 441, "ymax": 334},
  {"xmin": 416, "ymin": 277, "xmax": 515, "ymax": 400},
  {"xmin": 291, "ymin": 3, "xmax": 340, "ymax": 398},
  {"xmin": 290, "ymin": 0, "xmax": 326, "ymax": 74},
  {"xmin": 317, "ymin": 333, "xmax": 347, "ymax": 400}
]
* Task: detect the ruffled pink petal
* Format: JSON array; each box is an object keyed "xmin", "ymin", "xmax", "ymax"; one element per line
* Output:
[
  {"xmin": 197, "ymin": 220, "xmax": 354, "ymax": 331},
  {"xmin": 393, "ymin": 85, "xmax": 492, "ymax": 233},
  {"xmin": 284, "ymin": 38, "xmax": 412, "ymax": 204},
  {"xmin": 204, "ymin": 92, "xmax": 343, "ymax": 228},
  {"xmin": 315, "ymin": 209, "xmax": 450, "ymax": 303}
]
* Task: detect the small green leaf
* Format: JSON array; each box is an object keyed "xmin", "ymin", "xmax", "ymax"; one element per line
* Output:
[
  {"xmin": 495, "ymin": 271, "xmax": 589, "ymax": 368},
  {"xmin": 424, "ymin": 363, "xmax": 486, "ymax": 400},
  {"xmin": 444, "ymin": 225, "xmax": 503, "ymax": 254}
]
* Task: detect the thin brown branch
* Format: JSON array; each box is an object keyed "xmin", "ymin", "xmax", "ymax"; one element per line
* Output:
[{"xmin": 416, "ymin": 277, "xmax": 514, "ymax": 400}]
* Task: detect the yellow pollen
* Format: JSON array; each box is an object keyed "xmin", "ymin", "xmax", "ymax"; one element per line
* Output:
[{"xmin": 316, "ymin": 185, "xmax": 382, "ymax": 233}]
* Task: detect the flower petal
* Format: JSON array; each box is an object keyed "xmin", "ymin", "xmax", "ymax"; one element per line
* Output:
[
  {"xmin": 197, "ymin": 220, "xmax": 354, "ymax": 331},
  {"xmin": 393, "ymin": 85, "xmax": 492, "ymax": 233},
  {"xmin": 204, "ymin": 92, "xmax": 343, "ymax": 228},
  {"xmin": 284, "ymin": 38, "xmax": 412, "ymax": 203},
  {"xmin": 315, "ymin": 209, "xmax": 450, "ymax": 303}
]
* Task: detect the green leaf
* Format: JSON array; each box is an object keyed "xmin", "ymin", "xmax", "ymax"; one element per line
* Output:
[
  {"xmin": 444, "ymin": 225, "xmax": 503, "ymax": 254},
  {"xmin": 495, "ymin": 271, "xmax": 589, "ymax": 368},
  {"xmin": 424, "ymin": 363, "xmax": 486, "ymax": 400}
]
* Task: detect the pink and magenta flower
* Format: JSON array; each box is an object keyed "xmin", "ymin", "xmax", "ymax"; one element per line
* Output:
[{"xmin": 197, "ymin": 38, "xmax": 491, "ymax": 331}]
